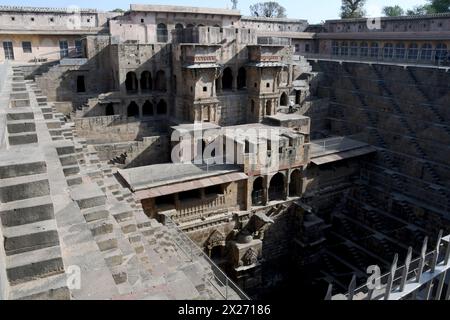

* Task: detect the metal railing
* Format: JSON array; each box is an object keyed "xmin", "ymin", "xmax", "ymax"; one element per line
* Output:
[
  {"xmin": 301, "ymin": 51, "xmax": 450, "ymax": 68},
  {"xmin": 257, "ymin": 36, "xmax": 291, "ymax": 46},
  {"xmin": 164, "ymin": 215, "xmax": 250, "ymax": 300},
  {"xmin": 310, "ymin": 137, "xmax": 360, "ymax": 157},
  {"xmin": 327, "ymin": 233, "xmax": 450, "ymax": 300}
]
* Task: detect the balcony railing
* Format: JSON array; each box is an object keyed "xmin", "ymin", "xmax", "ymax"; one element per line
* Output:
[{"xmin": 257, "ymin": 37, "xmax": 291, "ymax": 46}]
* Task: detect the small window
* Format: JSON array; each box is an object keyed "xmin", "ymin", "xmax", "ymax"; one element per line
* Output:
[
  {"xmin": 31, "ymin": 17, "xmax": 35, "ymax": 22},
  {"xmin": 11, "ymin": 17, "xmax": 15, "ymax": 21},
  {"xmin": 87, "ymin": 19, "xmax": 91, "ymax": 23},
  {"xmin": 50, "ymin": 18, "xmax": 54, "ymax": 22},
  {"xmin": 266, "ymin": 83, "xmax": 270, "ymax": 88},
  {"xmin": 254, "ymin": 82, "xmax": 258, "ymax": 88},
  {"xmin": 22, "ymin": 41, "xmax": 32, "ymax": 53},
  {"xmin": 203, "ymin": 87, "xmax": 207, "ymax": 92},
  {"xmin": 141, "ymin": 19, "xmax": 144, "ymax": 23}
]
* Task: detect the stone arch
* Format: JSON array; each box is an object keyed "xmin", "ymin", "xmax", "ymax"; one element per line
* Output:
[
  {"xmin": 175, "ymin": 23, "xmax": 184, "ymax": 30},
  {"xmin": 269, "ymin": 172, "xmax": 285, "ymax": 201},
  {"xmin": 156, "ymin": 23, "xmax": 168, "ymax": 43},
  {"xmin": 142, "ymin": 100, "xmax": 154, "ymax": 117},
  {"xmin": 222, "ymin": 67, "xmax": 233, "ymax": 91},
  {"xmin": 289, "ymin": 169, "xmax": 302, "ymax": 197},
  {"xmin": 125, "ymin": 72, "xmax": 138, "ymax": 93},
  {"xmin": 157, "ymin": 99, "xmax": 167, "ymax": 115},
  {"xmin": 252, "ymin": 177, "xmax": 264, "ymax": 206},
  {"xmin": 205, "ymin": 230, "xmax": 225, "ymax": 252},
  {"xmin": 280, "ymin": 92, "xmax": 288, "ymax": 106},
  {"xmin": 265, "ymin": 100, "xmax": 272, "ymax": 116},
  {"xmin": 127, "ymin": 101, "xmax": 139, "ymax": 118},
  {"xmin": 105, "ymin": 103, "xmax": 114, "ymax": 116},
  {"xmin": 155, "ymin": 70, "xmax": 166, "ymax": 92},
  {"xmin": 237, "ymin": 67, "xmax": 247, "ymax": 90},
  {"xmin": 140, "ymin": 71, "xmax": 152, "ymax": 91}
]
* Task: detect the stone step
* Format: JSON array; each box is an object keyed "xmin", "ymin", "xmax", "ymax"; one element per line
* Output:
[
  {"xmin": 62, "ymin": 165, "xmax": 80, "ymax": 177},
  {"xmin": 0, "ymin": 173, "xmax": 50, "ymax": 203},
  {"xmin": 66, "ymin": 174, "xmax": 83, "ymax": 187},
  {"xmin": 119, "ymin": 219, "xmax": 138, "ymax": 234},
  {"xmin": 54, "ymin": 141, "xmax": 75, "ymax": 156},
  {"xmin": 88, "ymin": 219, "xmax": 114, "ymax": 237},
  {"xmin": 45, "ymin": 119, "xmax": 62, "ymax": 129},
  {"xmin": 7, "ymin": 120, "xmax": 36, "ymax": 134},
  {"xmin": 86, "ymin": 154, "xmax": 100, "ymax": 163},
  {"xmin": 10, "ymin": 98, "xmax": 31, "ymax": 108},
  {"xmin": 59, "ymin": 153, "xmax": 78, "ymax": 167},
  {"xmin": 0, "ymin": 195, "xmax": 54, "ymax": 227},
  {"xmin": 7, "ymin": 108, "xmax": 34, "ymax": 121},
  {"xmin": 10, "ymin": 92, "xmax": 30, "ymax": 100},
  {"xmin": 110, "ymin": 265, "xmax": 128, "ymax": 285},
  {"xmin": 0, "ymin": 149, "xmax": 46, "ymax": 179},
  {"xmin": 6, "ymin": 245, "xmax": 64, "ymax": 286},
  {"xmin": 82, "ymin": 205, "xmax": 109, "ymax": 223},
  {"xmin": 3, "ymin": 219, "xmax": 59, "ymax": 256},
  {"xmin": 69, "ymin": 183, "xmax": 106, "ymax": 209},
  {"xmin": 49, "ymin": 129, "xmax": 63, "ymax": 137},
  {"xmin": 8, "ymin": 132, "xmax": 38, "ymax": 146},
  {"xmin": 8, "ymin": 273, "xmax": 70, "ymax": 300},
  {"xmin": 103, "ymin": 248, "xmax": 123, "ymax": 268},
  {"xmin": 110, "ymin": 203, "xmax": 134, "ymax": 222},
  {"xmin": 95, "ymin": 233, "xmax": 119, "ymax": 252}
]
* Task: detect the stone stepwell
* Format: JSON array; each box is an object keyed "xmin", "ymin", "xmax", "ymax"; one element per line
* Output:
[{"xmin": 0, "ymin": 64, "xmax": 244, "ymax": 300}]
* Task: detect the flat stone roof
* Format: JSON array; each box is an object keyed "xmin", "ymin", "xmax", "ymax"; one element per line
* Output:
[
  {"xmin": 118, "ymin": 163, "xmax": 241, "ymax": 191},
  {"xmin": 266, "ymin": 114, "xmax": 310, "ymax": 122},
  {"xmin": 172, "ymin": 123, "xmax": 221, "ymax": 134},
  {"xmin": 130, "ymin": 4, "xmax": 241, "ymax": 16},
  {"xmin": 241, "ymin": 16, "xmax": 307, "ymax": 24},
  {"xmin": 310, "ymin": 137, "xmax": 377, "ymax": 164},
  {"xmin": 223, "ymin": 123, "xmax": 303, "ymax": 143}
]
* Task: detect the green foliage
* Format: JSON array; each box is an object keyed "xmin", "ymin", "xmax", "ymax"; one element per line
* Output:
[
  {"xmin": 382, "ymin": 5, "xmax": 405, "ymax": 17},
  {"xmin": 340, "ymin": 0, "xmax": 367, "ymax": 19},
  {"xmin": 249, "ymin": 1, "xmax": 287, "ymax": 18}
]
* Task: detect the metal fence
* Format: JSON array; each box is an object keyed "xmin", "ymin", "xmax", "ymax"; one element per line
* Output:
[
  {"xmin": 326, "ymin": 232, "xmax": 450, "ymax": 300},
  {"xmin": 301, "ymin": 51, "xmax": 450, "ymax": 68},
  {"xmin": 257, "ymin": 37, "xmax": 291, "ymax": 46},
  {"xmin": 164, "ymin": 215, "xmax": 250, "ymax": 300}
]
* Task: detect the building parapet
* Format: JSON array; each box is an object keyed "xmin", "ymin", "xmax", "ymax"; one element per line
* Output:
[
  {"xmin": 129, "ymin": 4, "xmax": 241, "ymax": 17},
  {"xmin": 242, "ymin": 15, "xmax": 307, "ymax": 24},
  {"xmin": 0, "ymin": 5, "xmax": 98, "ymax": 13},
  {"xmin": 325, "ymin": 11, "xmax": 450, "ymax": 24}
]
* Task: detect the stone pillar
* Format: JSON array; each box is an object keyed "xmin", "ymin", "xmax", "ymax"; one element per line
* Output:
[
  {"xmin": 232, "ymin": 68, "xmax": 238, "ymax": 92},
  {"xmin": 284, "ymin": 172, "xmax": 289, "ymax": 200},
  {"xmin": 139, "ymin": 103, "xmax": 143, "ymax": 119},
  {"xmin": 138, "ymin": 76, "xmax": 142, "ymax": 95}
]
